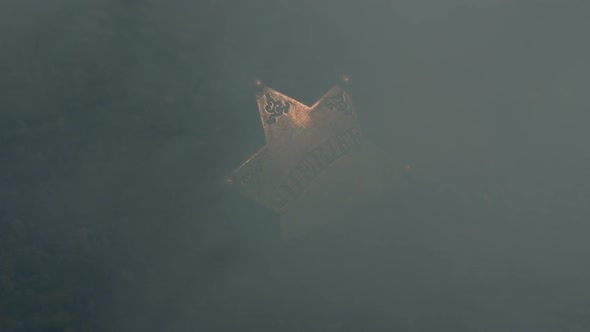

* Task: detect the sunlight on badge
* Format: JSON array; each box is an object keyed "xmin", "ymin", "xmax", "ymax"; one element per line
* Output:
[{"xmin": 226, "ymin": 75, "xmax": 402, "ymax": 237}]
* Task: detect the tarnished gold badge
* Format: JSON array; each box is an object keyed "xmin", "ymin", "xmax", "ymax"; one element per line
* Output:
[{"xmin": 226, "ymin": 75, "xmax": 400, "ymax": 235}]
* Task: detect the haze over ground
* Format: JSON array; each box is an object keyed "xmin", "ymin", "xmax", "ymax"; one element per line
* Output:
[{"xmin": 1, "ymin": 0, "xmax": 589, "ymax": 331}]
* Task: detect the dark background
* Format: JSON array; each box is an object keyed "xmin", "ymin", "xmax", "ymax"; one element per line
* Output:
[{"xmin": 1, "ymin": 0, "xmax": 590, "ymax": 331}]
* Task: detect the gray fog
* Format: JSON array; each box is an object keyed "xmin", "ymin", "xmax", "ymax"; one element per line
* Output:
[{"xmin": 1, "ymin": 0, "xmax": 589, "ymax": 331}]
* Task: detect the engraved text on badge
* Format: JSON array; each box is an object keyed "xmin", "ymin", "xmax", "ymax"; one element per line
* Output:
[{"xmin": 272, "ymin": 127, "xmax": 363, "ymax": 209}]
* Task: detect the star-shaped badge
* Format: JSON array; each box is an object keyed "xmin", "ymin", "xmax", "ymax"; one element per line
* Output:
[{"xmin": 226, "ymin": 75, "xmax": 400, "ymax": 219}]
